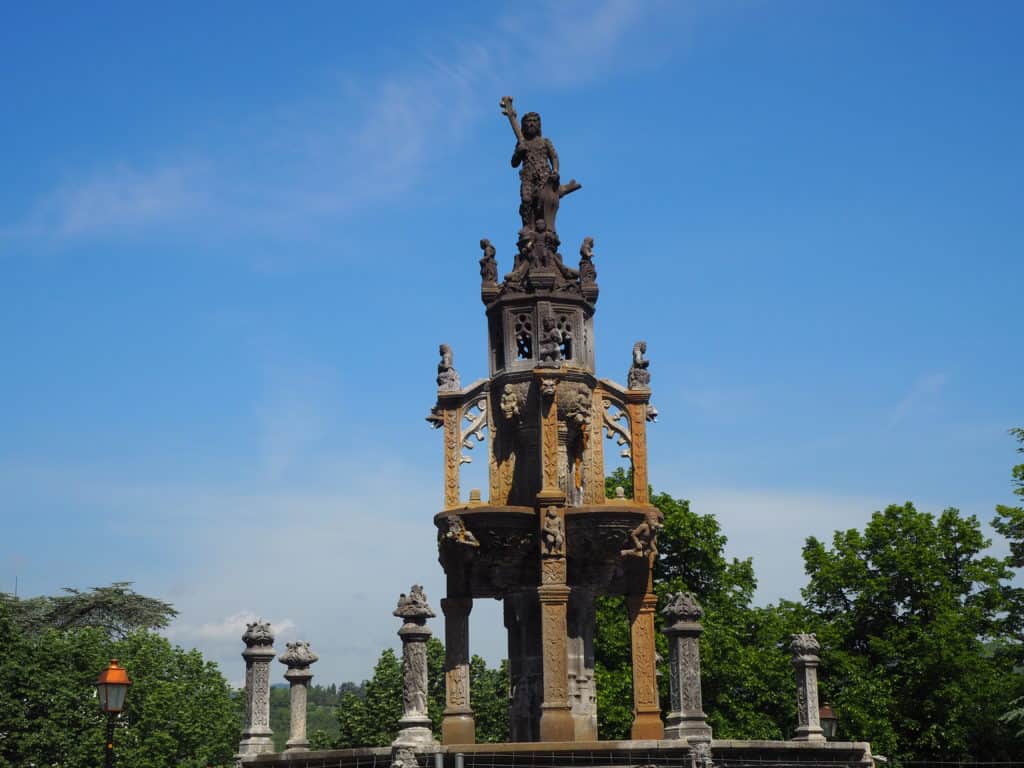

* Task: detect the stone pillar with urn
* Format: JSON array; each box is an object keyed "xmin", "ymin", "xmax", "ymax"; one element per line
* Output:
[
  {"xmin": 278, "ymin": 641, "xmax": 318, "ymax": 752},
  {"xmin": 236, "ymin": 620, "xmax": 276, "ymax": 761},
  {"xmin": 393, "ymin": 585, "xmax": 440, "ymax": 750},
  {"xmin": 662, "ymin": 592, "xmax": 712, "ymax": 744},
  {"xmin": 791, "ymin": 633, "xmax": 826, "ymax": 742}
]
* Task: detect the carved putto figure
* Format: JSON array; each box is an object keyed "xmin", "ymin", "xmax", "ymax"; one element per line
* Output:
[
  {"xmin": 579, "ymin": 237, "xmax": 597, "ymax": 284},
  {"xmin": 500, "ymin": 383, "xmax": 523, "ymax": 421},
  {"xmin": 627, "ymin": 340, "xmax": 651, "ymax": 389},
  {"xmin": 436, "ymin": 344, "xmax": 460, "ymax": 391},
  {"xmin": 242, "ymin": 620, "xmax": 274, "ymax": 647},
  {"xmin": 479, "ymin": 239, "xmax": 498, "ymax": 284},
  {"xmin": 394, "ymin": 585, "xmax": 436, "ymax": 620},
  {"xmin": 440, "ymin": 513, "xmax": 480, "ymax": 548},
  {"xmin": 622, "ymin": 512, "xmax": 663, "ymax": 557},
  {"xmin": 538, "ymin": 314, "xmax": 563, "ymax": 364},
  {"xmin": 540, "ymin": 506, "xmax": 565, "ymax": 556},
  {"xmin": 500, "ymin": 96, "xmax": 580, "ymax": 235}
]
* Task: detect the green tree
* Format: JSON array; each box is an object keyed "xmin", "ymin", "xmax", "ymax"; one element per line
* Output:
[
  {"xmin": 595, "ymin": 469, "xmax": 800, "ymax": 740},
  {"xmin": 995, "ymin": 427, "xmax": 1024, "ymax": 738},
  {"xmin": 0, "ymin": 606, "xmax": 238, "ymax": 768},
  {"xmin": 803, "ymin": 502, "xmax": 1024, "ymax": 761},
  {"xmin": 0, "ymin": 582, "xmax": 177, "ymax": 638}
]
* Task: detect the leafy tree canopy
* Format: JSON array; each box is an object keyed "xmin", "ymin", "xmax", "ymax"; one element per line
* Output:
[{"xmin": 0, "ymin": 581, "xmax": 177, "ymax": 639}]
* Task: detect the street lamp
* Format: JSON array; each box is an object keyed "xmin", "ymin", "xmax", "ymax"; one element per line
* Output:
[
  {"xmin": 818, "ymin": 703, "xmax": 839, "ymax": 740},
  {"xmin": 95, "ymin": 659, "xmax": 132, "ymax": 768}
]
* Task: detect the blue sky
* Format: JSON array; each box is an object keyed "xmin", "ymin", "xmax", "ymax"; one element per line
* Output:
[{"xmin": 1, "ymin": 1, "xmax": 1022, "ymax": 685}]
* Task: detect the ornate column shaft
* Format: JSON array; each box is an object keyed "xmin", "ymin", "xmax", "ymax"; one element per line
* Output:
[
  {"xmin": 393, "ymin": 586, "xmax": 440, "ymax": 749},
  {"xmin": 441, "ymin": 597, "xmax": 475, "ymax": 744},
  {"xmin": 662, "ymin": 592, "xmax": 712, "ymax": 743},
  {"xmin": 538, "ymin": 497, "xmax": 573, "ymax": 741},
  {"xmin": 791, "ymin": 633, "xmax": 825, "ymax": 742},
  {"xmin": 625, "ymin": 397, "xmax": 650, "ymax": 505},
  {"xmin": 567, "ymin": 587, "xmax": 598, "ymax": 741},
  {"xmin": 236, "ymin": 621, "xmax": 276, "ymax": 761},
  {"xmin": 279, "ymin": 641, "xmax": 318, "ymax": 752},
  {"xmin": 627, "ymin": 589, "xmax": 664, "ymax": 740},
  {"xmin": 442, "ymin": 403, "xmax": 461, "ymax": 507}
]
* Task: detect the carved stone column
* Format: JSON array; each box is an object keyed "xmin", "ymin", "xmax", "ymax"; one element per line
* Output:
[
  {"xmin": 625, "ymin": 395, "xmax": 650, "ymax": 505},
  {"xmin": 393, "ymin": 586, "xmax": 440, "ymax": 749},
  {"xmin": 442, "ymin": 402, "xmax": 461, "ymax": 507},
  {"xmin": 538, "ymin": 582, "xmax": 573, "ymax": 741},
  {"xmin": 567, "ymin": 587, "xmax": 597, "ymax": 741},
  {"xmin": 791, "ymin": 633, "xmax": 825, "ymax": 742},
  {"xmin": 627, "ymin": 588, "xmax": 664, "ymax": 740},
  {"xmin": 441, "ymin": 597, "xmax": 475, "ymax": 744},
  {"xmin": 236, "ymin": 621, "xmax": 276, "ymax": 761},
  {"xmin": 505, "ymin": 591, "xmax": 542, "ymax": 742},
  {"xmin": 662, "ymin": 592, "xmax": 711, "ymax": 743},
  {"xmin": 279, "ymin": 641, "xmax": 318, "ymax": 752}
]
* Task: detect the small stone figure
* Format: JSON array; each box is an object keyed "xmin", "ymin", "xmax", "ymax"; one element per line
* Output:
[
  {"xmin": 436, "ymin": 344, "xmax": 460, "ymax": 391},
  {"xmin": 479, "ymin": 238, "xmax": 498, "ymax": 284},
  {"xmin": 628, "ymin": 341, "xmax": 651, "ymax": 389},
  {"xmin": 538, "ymin": 315, "xmax": 563, "ymax": 365},
  {"xmin": 500, "ymin": 383, "xmax": 523, "ymax": 421},
  {"xmin": 440, "ymin": 513, "xmax": 480, "ymax": 548},
  {"xmin": 622, "ymin": 512, "xmax": 663, "ymax": 557},
  {"xmin": 541, "ymin": 506, "xmax": 565, "ymax": 556},
  {"xmin": 580, "ymin": 237, "xmax": 596, "ymax": 275}
]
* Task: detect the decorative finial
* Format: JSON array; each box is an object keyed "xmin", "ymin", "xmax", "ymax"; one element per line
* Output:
[
  {"xmin": 436, "ymin": 344, "xmax": 460, "ymax": 391},
  {"xmin": 279, "ymin": 640, "xmax": 319, "ymax": 669},
  {"xmin": 662, "ymin": 591, "xmax": 704, "ymax": 623},
  {"xmin": 628, "ymin": 341, "xmax": 651, "ymax": 389},
  {"xmin": 394, "ymin": 585, "xmax": 436, "ymax": 621},
  {"xmin": 242, "ymin": 620, "xmax": 274, "ymax": 647}
]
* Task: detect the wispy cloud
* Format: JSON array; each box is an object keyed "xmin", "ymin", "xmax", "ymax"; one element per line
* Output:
[
  {"xmin": 11, "ymin": 161, "xmax": 208, "ymax": 240},
  {"xmin": 10, "ymin": 2, "xmax": 694, "ymax": 244},
  {"xmin": 888, "ymin": 372, "xmax": 947, "ymax": 427}
]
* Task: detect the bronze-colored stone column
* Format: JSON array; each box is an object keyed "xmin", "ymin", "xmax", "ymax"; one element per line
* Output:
[
  {"xmin": 627, "ymin": 588, "xmax": 664, "ymax": 740},
  {"xmin": 236, "ymin": 621, "xmax": 276, "ymax": 761},
  {"xmin": 538, "ymin": 582, "xmax": 573, "ymax": 741},
  {"xmin": 278, "ymin": 641, "xmax": 318, "ymax": 752},
  {"xmin": 393, "ymin": 586, "xmax": 440, "ymax": 749},
  {"xmin": 791, "ymin": 633, "xmax": 825, "ymax": 742},
  {"xmin": 625, "ymin": 396, "xmax": 650, "ymax": 505},
  {"xmin": 441, "ymin": 597, "xmax": 475, "ymax": 744},
  {"xmin": 442, "ymin": 403, "xmax": 461, "ymax": 507},
  {"xmin": 662, "ymin": 593, "xmax": 711, "ymax": 743}
]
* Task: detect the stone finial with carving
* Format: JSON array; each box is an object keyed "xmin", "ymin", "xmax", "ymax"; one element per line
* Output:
[
  {"xmin": 279, "ymin": 641, "xmax": 319, "ymax": 670},
  {"xmin": 662, "ymin": 591, "xmax": 704, "ymax": 624},
  {"xmin": 579, "ymin": 237, "xmax": 599, "ymax": 303},
  {"xmin": 437, "ymin": 344, "xmax": 461, "ymax": 392},
  {"xmin": 791, "ymin": 632, "xmax": 821, "ymax": 658},
  {"xmin": 242, "ymin": 620, "xmax": 274, "ymax": 647},
  {"xmin": 479, "ymin": 239, "xmax": 498, "ymax": 283},
  {"xmin": 394, "ymin": 585, "xmax": 436, "ymax": 621},
  {"xmin": 628, "ymin": 341, "xmax": 651, "ymax": 389}
]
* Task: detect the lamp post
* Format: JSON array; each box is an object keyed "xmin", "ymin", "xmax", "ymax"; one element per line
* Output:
[
  {"xmin": 95, "ymin": 659, "xmax": 132, "ymax": 768},
  {"xmin": 819, "ymin": 703, "xmax": 839, "ymax": 740}
]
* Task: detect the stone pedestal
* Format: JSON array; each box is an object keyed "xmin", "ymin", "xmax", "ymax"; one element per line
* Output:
[
  {"xmin": 662, "ymin": 592, "xmax": 712, "ymax": 744},
  {"xmin": 441, "ymin": 597, "xmax": 475, "ymax": 744},
  {"xmin": 791, "ymin": 633, "xmax": 825, "ymax": 742},
  {"xmin": 279, "ymin": 641, "xmax": 318, "ymax": 752},
  {"xmin": 393, "ymin": 586, "xmax": 440, "ymax": 749},
  {"xmin": 236, "ymin": 621, "xmax": 276, "ymax": 761},
  {"xmin": 627, "ymin": 589, "xmax": 664, "ymax": 740}
]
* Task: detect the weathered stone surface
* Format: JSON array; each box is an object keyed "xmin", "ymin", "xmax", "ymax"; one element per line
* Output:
[
  {"xmin": 791, "ymin": 633, "xmax": 825, "ymax": 742},
  {"xmin": 393, "ymin": 586, "xmax": 439, "ymax": 749},
  {"xmin": 236, "ymin": 621, "xmax": 275, "ymax": 762}
]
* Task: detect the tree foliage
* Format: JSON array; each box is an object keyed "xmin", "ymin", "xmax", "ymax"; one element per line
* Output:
[
  {"xmin": 803, "ymin": 502, "xmax": 1024, "ymax": 760},
  {"xmin": 0, "ymin": 582, "xmax": 177, "ymax": 639},
  {"xmin": 0, "ymin": 602, "xmax": 237, "ymax": 768}
]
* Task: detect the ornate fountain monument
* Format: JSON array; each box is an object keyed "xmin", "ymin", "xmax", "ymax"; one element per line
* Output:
[
  {"xmin": 429, "ymin": 95, "xmax": 662, "ymax": 745},
  {"xmin": 245, "ymin": 96, "xmax": 876, "ymax": 768}
]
